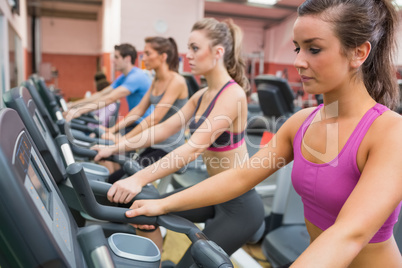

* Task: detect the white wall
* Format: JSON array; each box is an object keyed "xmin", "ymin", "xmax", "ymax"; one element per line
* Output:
[
  {"xmin": 211, "ymin": 16, "xmax": 266, "ymax": 56},
  {"xmin": 0, "ymin": 0, "xmax": 28, "ymax": 48},
  {"xmin": 263, "ymin": 13, "xmax": 297, "ymax": 65},
  {"xmin": 264, "ymin": 12, "xmax": 402, "ymax": 67},
  {"xmin": 41, "ymin": 17, "xmax": 100, "ymax": 55},
  {"xmin": 102, "ymin": 0, "xmax": 121, "ymax": 53},
  {"xmin": 0, "ymin": 0, "xmax": 28, "ymax": 92},
  {"xmin": 119, "ymin": 0, "xmax": 204, "ymax": 54}
]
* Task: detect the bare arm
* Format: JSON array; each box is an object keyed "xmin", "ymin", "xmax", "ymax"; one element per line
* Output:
[
  {"xmin": 106, "ymin": 85, "xmax": 253, "ymax": 202},
  {"xmin": 122, "ymin": 76, "xmax": 188, "ymax": 140},
  {"xmin": 107, "ymin": 85, "xmax": 152, "ymax": 134},
  {"xmin": 126, "ymin": 107, "xmax": 298, "ymax": 216},
  {"xmin": 290, "ymin": 113, "xmax": 402, "ymax": 268},
  {"xmin": 65, "ymin": 86, "xmax": 130, "ymax": 120},
  {"xmin": 68, "ymin": 85, "xmax": 113, "ymax": 107},
  {"xmin": 91, "ymin": 90, "xmax": 198, "ymax": 161}
]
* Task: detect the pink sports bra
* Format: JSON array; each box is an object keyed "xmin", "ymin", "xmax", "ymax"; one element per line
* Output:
[{"xmin": 292, "ymin": 103, "xmax": 401, "ymax": 243}]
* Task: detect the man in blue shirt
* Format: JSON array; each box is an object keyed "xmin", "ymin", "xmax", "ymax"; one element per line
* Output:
[{"xmin": 65, "ymin": 44, "xmax": 152, "ymax": 127}]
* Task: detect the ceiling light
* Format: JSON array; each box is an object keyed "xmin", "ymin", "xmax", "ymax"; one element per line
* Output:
[{"xmin": 248, "ymin": 0, "xmax": 278, "ymax": 6}]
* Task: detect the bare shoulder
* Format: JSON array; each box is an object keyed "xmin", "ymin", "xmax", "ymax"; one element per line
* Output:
[
  {"xmin": 369, "ymin": 110, "xmax": 402, "ymax": 144},
  {"xmin": 168, "ymin": 73, "xmax": 187, "ymax": 90},
  {"xmin": 187, "ymin": 87, "xmax": 208, "ymax": 105},
  {"xmin": 286, "ymin": 106, "xmax": 317, "ymax": 128},
  {"xmin": 278, "ymin": 106, "xmax": 318, "ymax": 140},
  {"xmin": 172, "ymin": 72, "xmax": 186, "ymax": 86},
  {"xmin": 218, "ymin": 82, "xmax": 247, "ymax": 103}
]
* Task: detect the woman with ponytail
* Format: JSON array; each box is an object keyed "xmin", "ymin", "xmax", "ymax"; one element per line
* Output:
[
  {"xmin": 96, "ymin": 36, "xmax": 188, "ymax": 180},
  {"xmin": 93, "ymin": 18, "xmax": 265, "ymax": 266},
  {"xmin": 127, "ymin": 1, "xmax": 402, "ymax": 267}
]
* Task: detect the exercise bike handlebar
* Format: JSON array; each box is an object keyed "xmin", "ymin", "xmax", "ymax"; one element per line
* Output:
[
  {"xmin": 67, "ymin": 162, "xmax": 207, "ymax": 242},
  {"xmin": 67, "ymin": 162, "xmax": 158, "ymax": 225},
  {"xmin": 55, "ymin": 133, "xmax": 129, "ymax": 165},
  {"xmin": 56, "ymin": 118, "xmax": 112, "ymax": 145},
  {"xmin": 66, "ymin": 162, "xmax": 233, "ymax": 267}
]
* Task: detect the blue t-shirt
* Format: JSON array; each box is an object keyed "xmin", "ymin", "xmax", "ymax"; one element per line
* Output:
[{"xmin": 111, "ymin": 67, "xmax": 153, "ymax": 122}]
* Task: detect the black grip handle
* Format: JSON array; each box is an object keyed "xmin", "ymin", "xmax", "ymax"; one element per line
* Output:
[
  {"xmin": 67, "ymin": 163, "xmax": 157, "ymax": 225},
  {"xmin": 93, "ymin": 127, "xmax": 105, "ymax": 138},
  {"xmin": 88, "ymin": 180, "xmax": 160, "ymax": 200},
  {"xmin": 191, "ymin": 240, "xmax": 233, "ymax": 268},
  {"xmin": 70, "ymin": 121, "xmax": 92, "ymax": 133},
  {"xmin": 123, "ymin": 160, "xmax": 143, "ymax": 176},
  {"xmin": 57, "ymin": 119, "xmax": 113, "ymax": 146},
  {"xmin": 68, "ymin": 139, "xmax": 129, "ymax": 164},
  {"xmin": 66, "ymin": 165, "xmax": 233, "ymax": 266},
  {"xmin": 75, "ymin": 115, "xmax": 101, "ymax": 125}
]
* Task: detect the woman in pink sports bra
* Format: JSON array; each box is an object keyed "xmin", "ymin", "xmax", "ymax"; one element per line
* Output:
[
  {"xmin": 94, "ymin": 18, "xmax": 264, "ymax": 267},
  {"xmin": 127, "ymin": 0, "xmax": 402, "ymax": 267}
]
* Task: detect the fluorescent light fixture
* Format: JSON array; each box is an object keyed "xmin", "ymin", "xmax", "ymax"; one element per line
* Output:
[{"xmin": 248, "ymin": 0, "xmax": 278, "ymax": 5}]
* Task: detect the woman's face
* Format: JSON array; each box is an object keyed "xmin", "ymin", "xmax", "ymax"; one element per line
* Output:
[
  {"xmin": 293, "ymin": 15, "xmax": 352, "ymax": 95},
  {"xmin": 186, "ymin": 30, "xmax": 217, "ymax": 75},
  {"xmin": 143, "ymin": 43, "xmax": 164, "ymax": 70}
]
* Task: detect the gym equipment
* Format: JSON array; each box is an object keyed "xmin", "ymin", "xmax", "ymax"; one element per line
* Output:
[
  {"xmin": 261, "ymin": 162, "xmax": 309, "ymax": 267},
  {"xmin": 28, "ymin": 75, "xmax": 111, "ymax": 144},
  {"xmin": 181, "ymin": 72, "xmax": 200, "ymax": 98},
  {"xmin": 3, "ymin": 86, "xmax": 140, "ymax": 236},
  {"xmin": 0, "ymin": 107, "xmax": 233, "ymax": 268},
  {"xmin": 3, "ymin": 86, "xmax": 115, "ymax": 183},
  {"xmin": 22, "ymin": 79, "xmax": 112, "ymax": 146},
  {"xmin": 247, "ymin": 74, "xmax": 299, "ymax": 134}
]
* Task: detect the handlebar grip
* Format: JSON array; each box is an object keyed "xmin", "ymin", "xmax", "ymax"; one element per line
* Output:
[
  {"xmin": 88, "ymin": 180, "xmax": 160, "ymax": 200},
  {"xmin": 76, "ymin": 115, "xmax": 101, "ymax": 125},
  {"xmin": 93, "ymin": 127, "xmax": 105, "ymax": 138},
  {"xmin": 66, "ymin": 163, "xmax": 157, "ymax": 225},
  {"xmin": 123, "ymin": 160, "xmax": 143, "ymax": 176}
]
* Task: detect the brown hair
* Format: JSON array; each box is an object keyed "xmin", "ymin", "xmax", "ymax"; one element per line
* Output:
[
  {"xmin": 114, "ymin": 43, "xmax": 137, "ymax": 65},
  {"xmin": 192, "ymin": 18, "xmax": 250, "ymax": 94},
  {"xmin": 298, "ymin": 0, "xmax": 399, "ymax": 110},
  {"xmin": 145, "ymin": 36, "xmax": 179, "ymax": 72}
]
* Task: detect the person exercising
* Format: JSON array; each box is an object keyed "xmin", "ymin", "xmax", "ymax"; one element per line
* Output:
[
  {"xmin": 126, "ymin": 1, "xmax": 402, "ymax": 267},
  {"xmin": 93, "ymin": 18, "xmax": 265, "ymax": 266}
]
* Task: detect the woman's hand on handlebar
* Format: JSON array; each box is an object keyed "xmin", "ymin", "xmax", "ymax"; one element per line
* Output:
[
  {"xmin": 91, "ymin": 144, "xmax": 115, "ymax": 161},
  {"xmin": 101, "ymin": 131, "xmax": 121, "ymax": 143},
  {"xmin": 63, "ymin": 108, "xmax": 81, "ymax": 122},
  {"xmin": 125, "ymin": 199, "xmax": 167, "ymax": 230},
  {"xmin": 107, "ymin": 176, "xmax": 143, "ymax": 204}
]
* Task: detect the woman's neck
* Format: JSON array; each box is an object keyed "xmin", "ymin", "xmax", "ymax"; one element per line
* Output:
[
  {"xmin": 154, "ymin": 65, "xmax": 173, "ymax": 81},
  {"xmin": 322, "ymin": 82, "xmax": 376, "ymax": 119},
  {"xmin": 203, "ymin": 65, "xmax": 233, "ymax": 91}
]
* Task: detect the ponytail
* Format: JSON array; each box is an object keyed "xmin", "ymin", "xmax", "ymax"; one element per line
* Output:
[
  {"xmin": 223, "ymin": 19, "xmax": 250, "ymax": 95},
  {"xmin": 361, "ymin": 0, "xmax": 399, "ymax": 109},
  {"xmin": 167, "ymin": 37, "xmax": 180, "ymax": 72},
  {"xmin": 192, "ymin": 18, "xmax": 250, "ymax": 95},
  {"xmin": 144, "ymin": 36, "xmax": 180, "ymax": 72}
]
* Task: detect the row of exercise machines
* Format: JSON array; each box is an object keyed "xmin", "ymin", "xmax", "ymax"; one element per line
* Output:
[
  {"xmin": 1, "ymin": 74, "xmax": 400, "ymax": 268},
  {"xmin": 0, "ymin": 75, "xmax": 234, "ymax": 268}
]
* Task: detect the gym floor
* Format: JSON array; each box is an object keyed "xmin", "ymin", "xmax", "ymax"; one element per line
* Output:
[{"xmin": 161, "ymin": 229, "xmax": 272, "ymax": 267}]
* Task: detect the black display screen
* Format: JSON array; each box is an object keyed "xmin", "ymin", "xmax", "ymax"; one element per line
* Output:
[{"xmin": 27, "ymin": 156, "xmax": 52, "ymax": 216}]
